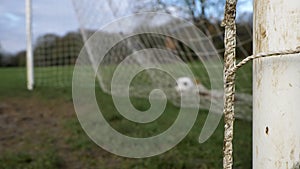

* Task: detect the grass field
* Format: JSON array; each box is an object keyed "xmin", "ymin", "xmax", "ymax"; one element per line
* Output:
[{"xmin": 0, "ymin": 66, "xmax": 252, "ymax": 169}]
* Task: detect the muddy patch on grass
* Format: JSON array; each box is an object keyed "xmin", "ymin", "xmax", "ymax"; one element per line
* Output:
[{"xmin": 0, "ymin": 97, "xmax": 115, "ymax": 169}]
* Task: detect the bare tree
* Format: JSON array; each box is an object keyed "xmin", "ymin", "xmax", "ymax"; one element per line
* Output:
[{"xmin": 134, "ymin": 0, "xmax": 249, "ymax": 24}]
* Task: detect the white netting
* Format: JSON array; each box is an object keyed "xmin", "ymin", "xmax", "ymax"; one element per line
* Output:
[
  {"xmin": 32, "ymin": 0, "xmax": 253, "ymax": 120},
  {"xmin": 34, "ymin": 33, "xmax": 83, "ymax": 86},
  {"xmin": 71, "ymin": 0, "xmax": 252, "ymax": 120}
]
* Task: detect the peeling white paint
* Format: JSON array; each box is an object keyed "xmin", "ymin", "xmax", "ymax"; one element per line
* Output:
[{"xmin": 253, "ymin": 0, "xmax": 300, "ymax": 168}]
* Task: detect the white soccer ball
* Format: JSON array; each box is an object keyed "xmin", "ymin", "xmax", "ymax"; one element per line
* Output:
[{"xmin": 175, "ymin": 77, "xmax": 196, "ymax": 92}]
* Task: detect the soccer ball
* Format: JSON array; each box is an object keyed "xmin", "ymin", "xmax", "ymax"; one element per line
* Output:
[{"xmin": 175, "ymin": 77, "xmax": 196, "ymax": 92}]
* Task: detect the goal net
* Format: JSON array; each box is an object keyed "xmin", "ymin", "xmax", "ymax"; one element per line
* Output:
[{"xmin": 31, "ymin": 0, "xmax": 253, "ymax": 120}]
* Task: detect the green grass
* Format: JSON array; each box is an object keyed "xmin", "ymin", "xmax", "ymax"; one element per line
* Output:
[
  {"xmin": 0, "ymin": 67, "xmax": 27, "ymax": 97},
  {"xmin": 0, "ymin": 66, "xmax": 252, "ymax": 169},
  {"xmin": 65, "ymin": 95, "xmax": 252, "ymax": 168},
  {"xmin": 0, "ymin": 151, "xmax": 62, "ymax": 169}
]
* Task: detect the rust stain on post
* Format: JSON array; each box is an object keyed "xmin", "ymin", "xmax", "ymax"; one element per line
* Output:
[
  {"xmin": 290, "ymin": 149, "xmax": 295, "ymax": 161},
  {"xmin": 265, "ymin": 126, "xmax": 269, "ymax": 135},
  {"xmin": 260, "ymin": 25, "xmax": 267, "ymax": 39}
]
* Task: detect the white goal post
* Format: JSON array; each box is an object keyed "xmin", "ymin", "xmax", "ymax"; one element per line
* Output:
[
  {"xmin": 253, "ymin": 0, "xmax": 300, "ymax": 168},
  {"xmin": 26, "ymin": 0, "xmax": 34, "ymax": 90}
]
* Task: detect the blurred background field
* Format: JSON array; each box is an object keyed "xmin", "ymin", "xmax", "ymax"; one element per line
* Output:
[
  {"xmin": 0, "ymin": 0, "xmax": 253, "ymax": 168},
  {"xmin": 0, "ymin": 66, "xmax": 251, "ymax": 169}
]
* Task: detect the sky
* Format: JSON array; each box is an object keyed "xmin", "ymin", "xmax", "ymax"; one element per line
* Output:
[
  {"xmin": 0, "ymin": 0, "xmax": 78, "ymax": 54},
  {"xmin": 0, "ymin": 0, "xmax": 252, "ymax": 54}
]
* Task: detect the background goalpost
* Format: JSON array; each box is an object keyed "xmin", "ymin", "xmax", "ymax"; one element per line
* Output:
[{"xmin": 26, "ymin": 0, "xmax": 34, "ymax": 90}]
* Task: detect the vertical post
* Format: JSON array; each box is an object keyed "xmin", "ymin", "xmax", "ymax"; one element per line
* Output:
[
  {"xmin": 26, "ymin": 0, "xmax": 34, "ymax": 90},
  {"xmin": 253, "ymin": 0, "xmax": 300, "ymax": 168}
]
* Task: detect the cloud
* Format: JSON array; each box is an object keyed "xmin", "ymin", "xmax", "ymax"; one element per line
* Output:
[{"xmin": 0, "ymin": 0, "xmax": 79, "ymax": 53}]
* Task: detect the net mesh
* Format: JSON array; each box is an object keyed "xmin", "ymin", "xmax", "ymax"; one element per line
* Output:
[
  {"xmin": 34, "ymin": 33, "xmax": 83, "ymax": 87},
  {"xmin": 33, "ymin": 0, "xmax": 253, "ymax": 120}
]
